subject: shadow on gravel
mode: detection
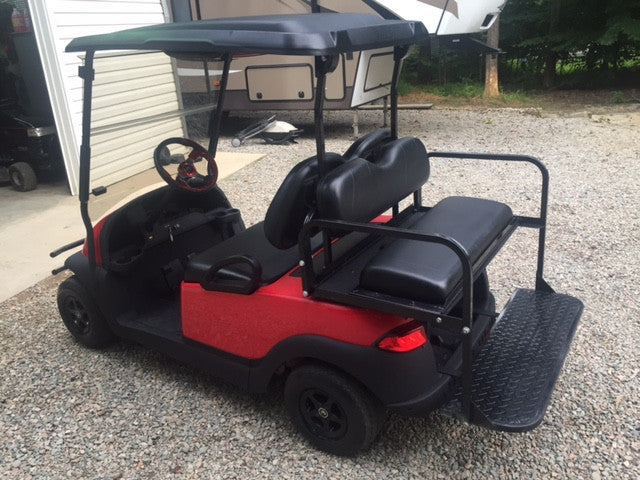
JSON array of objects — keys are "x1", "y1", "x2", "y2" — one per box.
[{"x1": 89, "y1": 339, "x2": 474, "y2": 457}]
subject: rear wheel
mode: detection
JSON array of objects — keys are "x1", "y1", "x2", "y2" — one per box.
[
  {"x1": 9, "y1": 161, "x2": 37, "y2": 191},
  {"x1": 284, "y1": 364, "x2": 385, "y2": 456},
  {"x1": 57, "y1": 276, "x2": 115, "y2": 348}
]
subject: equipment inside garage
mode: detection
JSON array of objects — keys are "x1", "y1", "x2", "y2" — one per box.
[{"x1": 0, "y1": 0, "x2": 63, "y2": 192}]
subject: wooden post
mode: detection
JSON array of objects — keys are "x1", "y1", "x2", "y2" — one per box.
[{"x1": 484, "y1": 16, "x2": 500, "y2": 98}]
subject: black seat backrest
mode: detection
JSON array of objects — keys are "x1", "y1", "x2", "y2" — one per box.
[
  {"x1": 264, "y1": 152, "x2": 346, "y2": 249},
  {"x1": 344, "y1": 128, "x2": 392, "y2": 161},
  {"x1": 316, "y1": 137, "x2": 429, "y2": 223}
]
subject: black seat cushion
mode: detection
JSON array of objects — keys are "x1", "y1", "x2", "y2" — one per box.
[
  {"x1": 184, "y1": 221, "x2": 302, "y2": 285},
  {"x1": 344, "y1": 128, "x2": 392, "y2": 160},
  {"x1": 360, "y1": 196, "x2": 513, "y2": 304},
  {"x1": 264, "y1": 152, "x2": 345, "y2": 249},
  {"x1": 317, "y1": 137, "x2": 429, "y2": 223}
]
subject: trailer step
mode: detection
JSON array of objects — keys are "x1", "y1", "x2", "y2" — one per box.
[{"x1": 451, "y1": 289, "x2": 583, "y2": 431}]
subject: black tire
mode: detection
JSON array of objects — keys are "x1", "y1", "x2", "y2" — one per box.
[
  {"x1": 284, "y1": 364, "x2": 385, "y2": 456},
  {"x1": 8, "y1": 161, "x2": 37, "y2": 192},
  {"x1": 57, "y1": 276, "x2": 115, "y2": 348}
]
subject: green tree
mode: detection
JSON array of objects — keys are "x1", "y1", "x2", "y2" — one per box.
[{"x1": 500, "y1": 0, "x2": 640, "y2": 87}]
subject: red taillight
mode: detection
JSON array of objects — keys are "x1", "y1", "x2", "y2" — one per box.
[{"x1": 377, "y1": 325, "x2": 427, "y2": 353}]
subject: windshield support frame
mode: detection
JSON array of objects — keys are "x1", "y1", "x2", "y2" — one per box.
[
  {"x1": 78, "y1": 50, "x2": 97, "y2": 268},
  {"x1": 207, "y1": 54, "x2": 232, "y2": 157}
]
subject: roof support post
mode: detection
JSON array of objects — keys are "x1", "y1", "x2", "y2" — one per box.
[
  {"x1": 207, "y1": 54, "x2": 232, "y2": 158},
  {"x1": 314, "y1": 55, "x2": 339, "y2": 177},
  {"x1": 390, "y1": 45, "x2": 410, "y2": 140},
  {"x1": 78, "y1": 51, "x2": 96, "y2": 268}
]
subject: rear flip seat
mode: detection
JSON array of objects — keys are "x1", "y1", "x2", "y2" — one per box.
[
  {"x1": 360, "y1": 196, "x2": 513, "y2": 304},
  {"x1": 317, "y1": 136, "x2": 515, "y2": 306}
]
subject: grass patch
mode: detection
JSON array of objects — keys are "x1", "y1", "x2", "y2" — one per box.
[
  {"x1": 500, "y1": 90, "x2": 530, "y2": 102},
  {"x1": 399, "y1": 80, "x2": 535, "y2": 108},
  {"x1": 610, "y1": 90, "x2": 629, "y2": 104},
  {"x1": 397, "y1": 79, "x2": 415, "y2": 97},
  {"x1": 423, "y1": 80, "x2": 484, "y2": 99}
]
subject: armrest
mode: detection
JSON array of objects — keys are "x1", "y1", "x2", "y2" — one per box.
[{"x1": 201, "y1": 255, "x2": 263, "y2": 295}]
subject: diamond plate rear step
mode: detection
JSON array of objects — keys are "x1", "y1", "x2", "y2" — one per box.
[{"x1": 452, "y1": 288, "x2": 583, "y2": 432}]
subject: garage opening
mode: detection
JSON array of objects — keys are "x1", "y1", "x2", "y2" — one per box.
[{"x1": 0, "y1": 0, "x2": 64, "y2": 192}]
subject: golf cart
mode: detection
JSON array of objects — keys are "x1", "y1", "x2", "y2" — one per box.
[{"x1": 53, "y1": 14, "x2": 583, "y2": 456}]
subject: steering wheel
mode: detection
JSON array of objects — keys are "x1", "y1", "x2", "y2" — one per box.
[{"x1": 153, "y1": 138, "x2": 218, "y2": 193}]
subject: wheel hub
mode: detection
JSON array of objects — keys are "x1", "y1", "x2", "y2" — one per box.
[
  {"x1": 65, "y1": 297, "x2": 90, "y2": 334},
  {"x1": 300, "y1": 389, "x2": 347, "y2": 440}
]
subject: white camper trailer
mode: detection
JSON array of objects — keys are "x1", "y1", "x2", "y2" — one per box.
[{"x1": 170, "y1": 0, "x2": 506, "y2": 111}]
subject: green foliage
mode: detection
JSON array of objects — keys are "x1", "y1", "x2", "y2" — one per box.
[
  {"x1": 610, "y1": 90, "x2": 628, "y2": 103},
  {"x1": 499, "y1": 0, "x2": 640, "y2": 86},
  {"x1": 500, "y1": 90, "x2": 532, "y2": 103},
  {"x1": 600, "y1": 16, "x2": 640, "y2": 45},
  {"x1": 425, "y1": 80, "x2": 484, "y2": 99},
  {"x1": 397, "y1": 79, "x2": 414, "y2": 96},
  {"x1": 401, "y1": 0, "x2": 640, "y2": 92},
  {"x1": 402, "y1": 43, "x2": 485, "y2": 87}
]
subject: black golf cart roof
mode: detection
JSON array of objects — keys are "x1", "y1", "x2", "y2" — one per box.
[
  {"x1": 68, "y1": 13, "x2": 430, "y2": 262},
  {"x1": 65, "y1": 13, "x2": 429, "y2": 57}
]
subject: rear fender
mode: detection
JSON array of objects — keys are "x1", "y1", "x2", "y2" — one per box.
[{"x1": 249, "y1": 334, "x2": 447, "y2": 410}]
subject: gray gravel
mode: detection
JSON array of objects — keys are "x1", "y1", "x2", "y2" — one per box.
[{"x1": 2, "y1": 106, "x2": 639, "y2": 479}]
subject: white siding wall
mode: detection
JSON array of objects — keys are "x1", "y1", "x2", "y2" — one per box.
[{"x1": 29, "y1": 0, "x2": 184, "y2": 193}]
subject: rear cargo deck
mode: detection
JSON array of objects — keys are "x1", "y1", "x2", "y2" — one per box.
[{"x1": 448, "y1": 289, "x2": 583, "y2": 431}]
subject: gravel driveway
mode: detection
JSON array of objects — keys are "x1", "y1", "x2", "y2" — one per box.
[{"x1": 1, "y1": 106, "x2": 639, "y2": 479}]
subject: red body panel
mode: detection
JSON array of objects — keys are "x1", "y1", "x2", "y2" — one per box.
[
  {"x1": 181, "y1": 266, "x2": 411, "y2": 359},
  {"x1": 82, "y1": 215, "x2": 109, "y2": 266}
]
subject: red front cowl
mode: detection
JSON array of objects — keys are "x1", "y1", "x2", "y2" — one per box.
[{"x1": 181, "y1": 269, "x2": 412, "y2": 360}]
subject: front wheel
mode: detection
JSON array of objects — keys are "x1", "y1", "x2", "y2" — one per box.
[
  {"x1": 57, "y1": 276, "x2": 115, "y2": 348},
  {"x1": 284, "y1": 364, "x2": 385, "y2": 456},
  {"x1": 9, "y1": 161, "x2": 37, "y2": 191}
]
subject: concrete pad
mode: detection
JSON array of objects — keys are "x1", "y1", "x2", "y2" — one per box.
[{"x1": 0, "y1": 151, "x2": 263, "y2": 303}]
